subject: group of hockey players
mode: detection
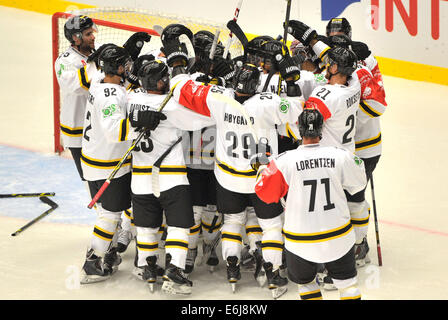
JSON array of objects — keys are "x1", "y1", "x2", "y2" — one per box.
[{"x1": 54, "y1": 13, "x2": 386, "y2": 299}]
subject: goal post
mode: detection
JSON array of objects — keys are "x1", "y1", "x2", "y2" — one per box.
[{"x1": 51, "y1": 7, "x2": 243, "y2": 154}]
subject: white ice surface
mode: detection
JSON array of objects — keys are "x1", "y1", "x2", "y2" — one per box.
[{"x1": 1, "y1": 6, "x2": 448, "y2": 301}]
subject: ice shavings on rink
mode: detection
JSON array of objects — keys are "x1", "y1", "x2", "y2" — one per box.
[{"x1": 0, "y1": 145, "x2": 95, "y2": 226}]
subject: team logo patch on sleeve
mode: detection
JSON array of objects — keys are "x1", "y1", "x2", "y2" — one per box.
[
  {"x1": 314, "y1": 73, "x2": 327, "y2": 84},
  {"x1": 279, "y1": 98, "x2": 290, "y2": 113},
  {"x1": 354, "y1": 155, "x2": 363, "y2": 166},
  {"x1": 102, "y1": 104, "x2": 118, "y2": 118}
]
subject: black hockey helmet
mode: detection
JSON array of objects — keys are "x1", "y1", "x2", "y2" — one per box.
[
  {"x1": 245, "y1": 35, "x2": 274, "y2": 66},
  {"x1": 193, "y1": 30, "x2": 215, "y2": 55},
  {"x1": 64, "y1": 15, "x2": 97, "y2": 44},
  {"x1": 138, "y1": 59, "x2": 170, "y2": 93},
  {"x1": 298, "y1": 108, "x2": 324, "y2": 139},
  {"x1": 127, "y1": 54, "x2": 156, "y2": 85},
  {"x1": 326, "y1": 18, "x2": 352, "y2": 39},
  {"x1": 260, "y1": 40, "x2": 286, "y2": 67},
  {"x1": 327, "y1": 46, "x2": 357, "y2": 76},
  {"x1": 232, "y1": 63, "x2": 260, "y2": 95},
  {"x1": 204, "y1": 42, "x2": 230, "y2": 60},
  {"x1": 328, "y1": 34, "x2": 352, "y2": 49},
  {"x1": 99, "y1": 45, "x2": 132, "y2": 76}
]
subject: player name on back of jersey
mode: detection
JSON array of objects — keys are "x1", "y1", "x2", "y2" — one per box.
[
  {"x1": 224, "y1": 112, "x2": 255, "y2": 125},
  {"x1": 296, "y1": 157, "x2": 336, "y2": 171},
  {"x1": 129, "y1": 103, "x2": 153, "y2": 112},
  {"x1": 346, "y1": 91, "x2": 361, "y2": 108}
]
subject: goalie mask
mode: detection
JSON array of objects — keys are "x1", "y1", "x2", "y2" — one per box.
[
  {"x1": 99, "y1": 45, "x2": 132, "y2": 78},
  {"x1": 298, "y1": 108, "x2": 324, "y2": 139},
  {"x1": 232, "y1": 63, "x2": 260, "y2": 95},
  {"x1": 138, "y1": 60, "x2": 170, "y2": 93},
  {"x1": 64, "y1": 15, "x2": 97, "y2": 45}
]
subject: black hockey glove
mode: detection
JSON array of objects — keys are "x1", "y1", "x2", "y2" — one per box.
[
  {"x1": 123, "y1": 32, "x2": 151, "y2": 61},
  {"x1": 249, "y1": 138, "x2": 272, "y2": 171},
  {"x1": 351, "y1": 41, "x2": 371, "y2": 61},
  {"x1": 212, "y1": 56, "x2": 235, "y2": 82},
  {"x1": 129, "y1": 110, "x2": 167, "y2": 131},
  {"x1": 286, "y1": 20, "x2": 318, "y2": 47},
  {"x1": 160, "y1": 24, "x2": 194, "y2": 47},
  {"x1": 87, "y1": 43, "x2": 115, "y2": 69},
  {"x1": 161, "y1": 40, "x2": 189, "y2": 67},
  {"x1": 277, "y1": 55, "x2": 302, "y2": 81},
  {"x1": 127, "y1": 54, "x2": 155, "y2": 86}
]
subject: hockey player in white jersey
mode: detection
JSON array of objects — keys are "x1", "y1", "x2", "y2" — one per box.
[
  {"x1": 55, "y1": 15, "x2": 98, "y2": 179},
  {"x1": 79, "y1": 45, "x2": 164, "y2": 284},
  {"x1": 127, "y1": 59, "x2": 215, "y2": 295},
  {"x1": 163, "y1": 32, "x2": 305, "y2": 297},
  {"x1": 255, "y1": 108, "x2": 367, "y2": 300}
]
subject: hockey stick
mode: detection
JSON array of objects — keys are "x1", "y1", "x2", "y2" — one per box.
[
  {"x1": 368, "y1": 171, "x2": 383, "y2": 266},
  {"x1": 11, "y1": 196, "x2": 58, "y2": 236},
  {"x1": 87, "y1": 84, "x2": 177, "y2": 209},
  {"x1": 223, "y1": 0, "x2": 244, "y2": 58},
  {"x1": 226, "y1": 19, "x2": 249, "y2": 48},
  {"x1": 0, "y1": 192, "x2": 55, "y2": 198},
  {"x1": 151, "y1": 136, "x2": 183, "y2": 198},
  {"x1": 277, "y1": 0, "x2": 292, "y2": 95}
]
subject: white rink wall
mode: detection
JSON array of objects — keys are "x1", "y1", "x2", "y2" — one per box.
[{"x1": 79, "y1": 0, "x2": 448, "y2": 68}]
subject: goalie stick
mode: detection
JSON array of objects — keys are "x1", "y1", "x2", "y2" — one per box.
[
  {"x1": 87, "y1": 83, "x2": 178, "y2": 209},
  {"x1": 11, "y1": 196, "x2": 58, "y2": 236}
]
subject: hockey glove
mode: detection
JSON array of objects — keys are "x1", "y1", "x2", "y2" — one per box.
[
  {"x1": 123, "y1": 32, "x2": 151, "y2": 61},
  {"x1": 87, "y1": 43, "x2": 116, "y2": 69},
  {"x1": 160, "y1": 24, "x2": 194, "y2": 47},
  {"x1": 161, "y1": 40, "x2": 189, "y2": 67},
  {"x1": 351, "y1": 41, "x2": 371, "y2": 61},
  {"x1": 249, "y1": 138, "x2": 272, "y2": 171},
  {"x1": 212, "y1": 56, "x2": 235, "y2": 82},
  {"x1": 127, "y1": 54, "x2": 155, "y2": 86},
  {"x1": 286, "y1": 20, "x2": 318, "y2": 47},
  {"x1": 278, "y1": 55, "x2": 302, "y2": 81},
  {"x1": 129, "y1": 110, "x2": 167, "y2": 131}
]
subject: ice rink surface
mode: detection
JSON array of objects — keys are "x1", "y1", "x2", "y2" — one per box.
[{"x1": 1, "y1": 6, "x2": 448, "y2": 302}]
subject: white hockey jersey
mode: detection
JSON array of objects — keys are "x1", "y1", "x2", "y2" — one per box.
[
  {"x1": 127, "y1": 88, "x2": 214, "y2": 195},
  {"x1": 255, "y1": 144, "x2": 367, "y2": 263},
  {"x1": 81, "y1": 81, "x2": 139, "y2": 181},
  {"x1": 55, "y1": 46, "x2": 99, "y2": 148},
  {"x1": 172, "y1": 74, "x2": 304, "y2": 194},
  {"x1": 305, "y1": 73, "x2": 361, "y2": 153}
]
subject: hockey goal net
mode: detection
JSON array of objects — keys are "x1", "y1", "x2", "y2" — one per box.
[{"x1": 52, "y1": 7, "x2": 243, "y2": 153}]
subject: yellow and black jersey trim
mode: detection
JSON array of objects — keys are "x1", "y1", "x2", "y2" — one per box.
[
  {"x1": 355, "y1": 132, "x2": 381, "y2": 151},
  {"x1": 300, "y1": 289, "x2": 323, "y2": 300},
  {"x1": 164, "y1": 239, "x2": 188, "y2": 250},
  {"x1": 123, "y1": 209, "x2": 134, "y2": 226},
  {"x1": 118, "y1": 118, "x2": 130, "y2": 142},
  {"x1": 216, "y1": 158, "x2": 256, "y2": 178},
  {"x1": 189, "y1": 149, "x2": 215, "y2": 161},
  {"x1": 136, "y1": 241, "x2": 158, "y2": 252},
  {"x1": 261, "y1": 240, "x2": 284, "y2": 251},
  {"x1": 283, "y1": 221, "x2": 353, "y2": 243},
  {"x1": 60, "y1": 124, "x2": 83, "y2": 137},
  {"x1": 78, "y1": 65, "x2": 91, "y2": 90},
  {"x1": 202, "y1": 221, "x2": 221, "y2": 233},
  {"x1": 245, "y1": 225, "x2": 262, "y2": 236},
  {"x1": 81, "y1": 152, "x2": 131, "y2": 169},
  {"x1": 221, "y1": 231, "x2": 243, "y2": 244},
  {"x1": 132, "y1": 165, "x2": 187, "y2": 175},
  {"x1": 93, "y1": 225, "x2": 114, "y2": 241},
  {"x1": 189, "y1": 224, "x2": 201, "y2": 236},
  {"x1": 285, "y1": 122, "x2": 299, "y2": 141},
  {"x1": 351, "y1": 212, "x2": 370, "y2": 228},
  {"x1": 359, "y1": 101, "x2": 383, "y2": 118}
]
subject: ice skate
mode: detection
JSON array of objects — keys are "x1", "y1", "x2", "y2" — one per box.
[
  {"x1": 184, "y1": 247, "x2": 198, "y2": 274},
  {"x1": 80, "y1": 249, "x2": 112, "y2": 284},
  {"x1": 253, "y1": 242, "x2": 266, "y2": 287},
  {"x1": 205, "y1": 245, "x2": 219, "y2": 272},
  {"x1": 103, "y1": 246, "x2": 121, "y2": 274},
  {"x1": 199, "y1": 232, "x2": 220, "y2": 268},
  {"x1": 354, "y1": 237, "x2": 371, "y2": 267},
  {"x1": 162, "y1": 263, "x2": 193, "y2": 295},
  {"x1": 240, "y1": 244, "x2": 255, "y2": 272},
  {"x1": 263, "y1": 262, "x2": 288, "y2": 299},
  {"x1": 226, "y1": 256, "x2": 241, "y2": 293}
]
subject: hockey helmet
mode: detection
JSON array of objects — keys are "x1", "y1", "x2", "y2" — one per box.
[
  {"x1": 298, "y1": 108, "x2": 324, "y2": 139},
  {"x1": 99, "y1": 45, "x2": 132, "y2": 76},
  {"x1": 327, "y1": 46, "x2": 358, "y2": 76},
  {"x1": 245, "y1": 35, "x2": 274, "y2": 66},
  {"x1": 193, "y1": 30, "x2": 215, "y2": 55},
  {"x1": 64, "y1": 15, "x2": 97, "y2": 44},
  {"x1": 232, "y1": 63, "x2": 260, "y2": 95},
  {"x1": 138, "y1": 60, "x2": 170, "y2": 93},
  {"x1": 326, "y1": 18, "x2": 352, "y2": 39}
]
